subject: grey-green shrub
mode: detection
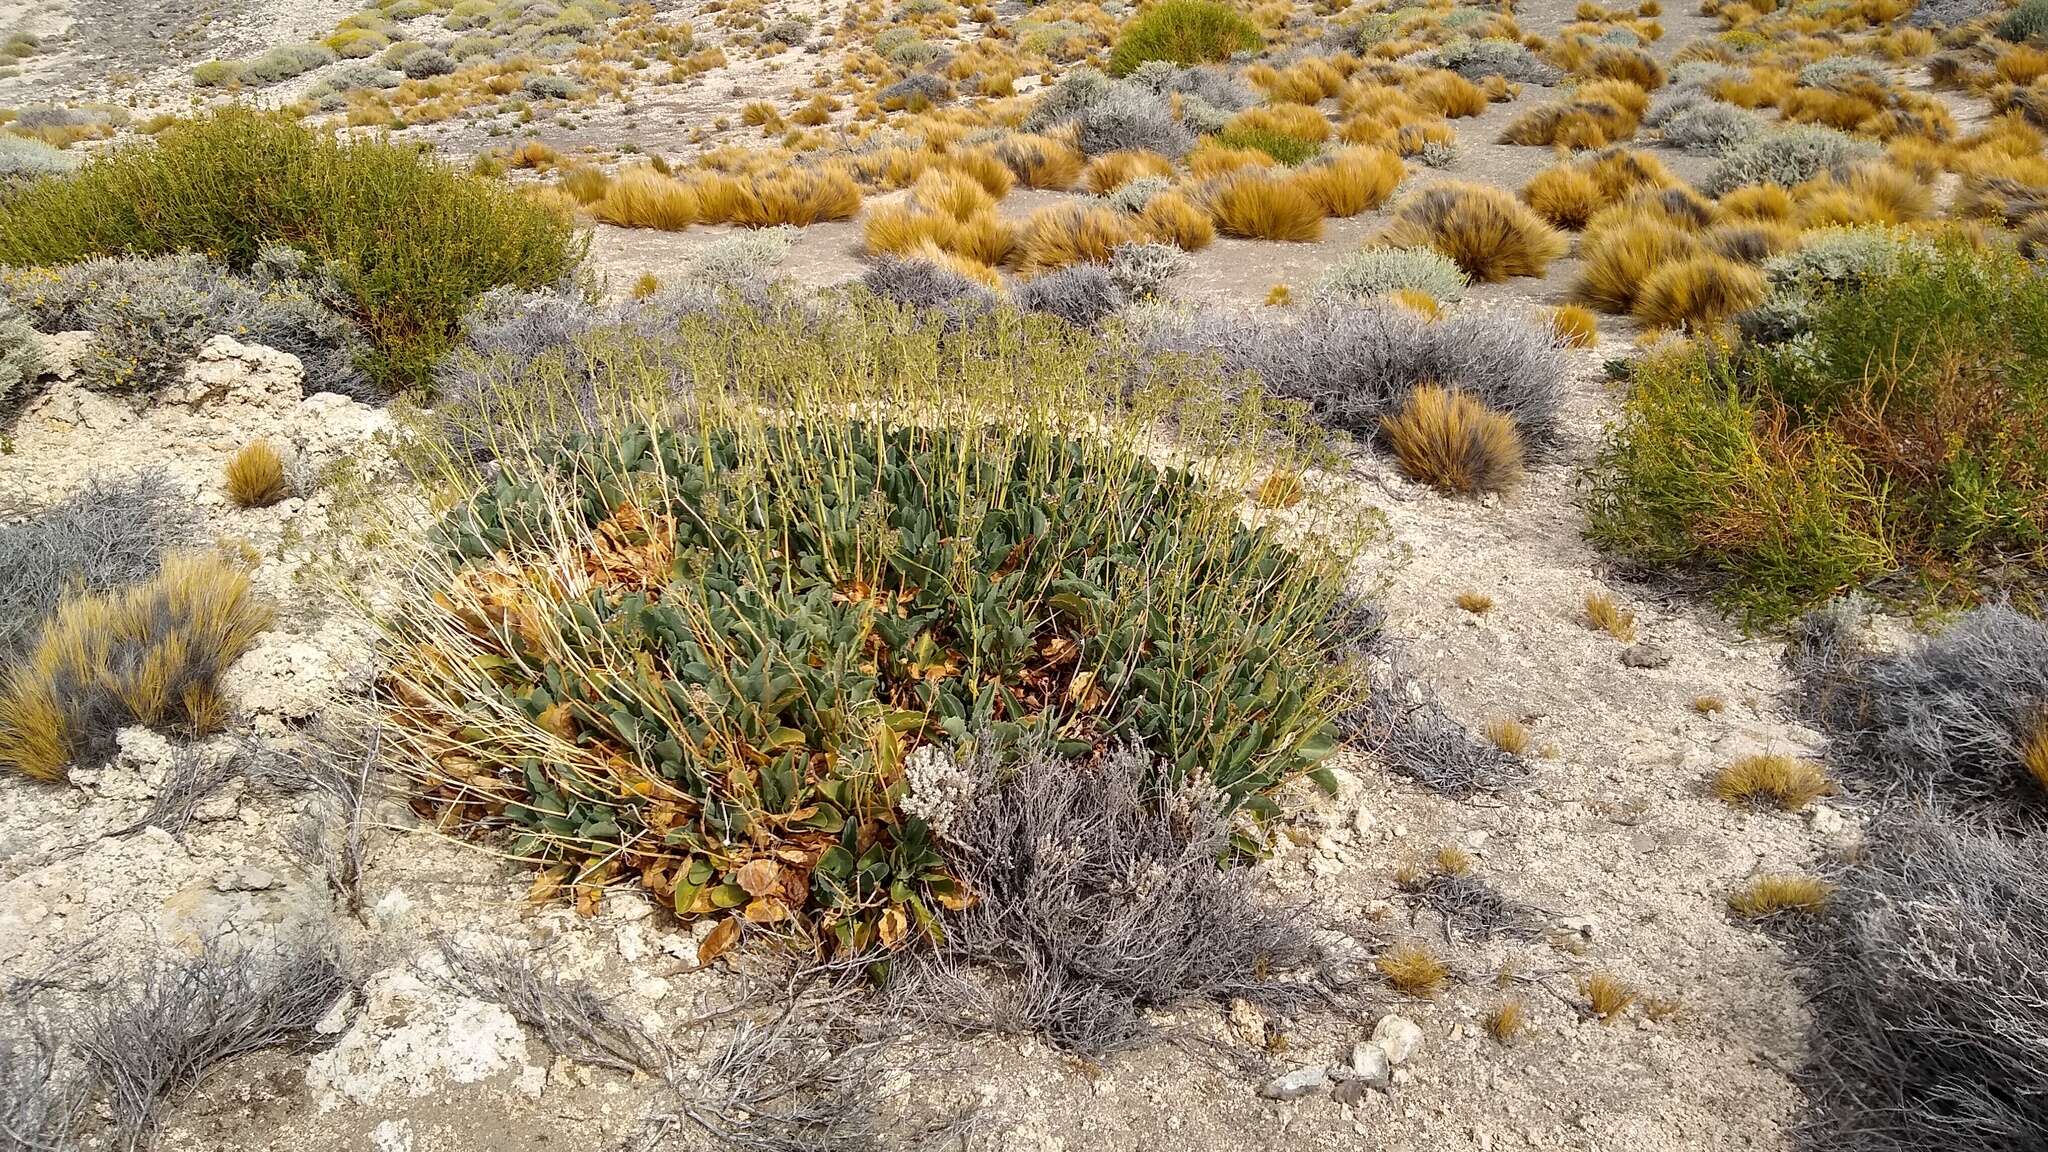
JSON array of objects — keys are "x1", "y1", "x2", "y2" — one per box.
[
  {"x1": 0, "y1": 134, "x2": 80, "y2": 187},
  {"x1": 1707, "y1": 125, "x2": 1882, "y2": 193},
  {"x1": 0, "y1": 299, "x2": 41, "y2": 413},
  {"x1": 242, "y1": 43, "x2": 335, "y2": 84},
  {"x1": 1107, "y1": 241, "x2": 1190, "y2": 300},
  {"x1": 1314, "y1": 247, "x2": 1470, "y2": 304}
]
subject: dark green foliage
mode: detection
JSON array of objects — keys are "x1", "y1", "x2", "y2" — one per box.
[
  {"x1": 1997, "y1": 0, "x2": 2048, "y2": 41},
  {"x1": 0, "y1": 108, "x2": 580, "y2": 394},
  {"x1": 1108, "y1": 0, "x2": 1264, "y2": 76}
]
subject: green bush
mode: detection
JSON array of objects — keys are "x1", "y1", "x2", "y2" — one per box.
[
  {"x1": 381, "y1": 295, "x2": 1367, "y2": 953},
  {"x1": 1214, "y1": 126, "x2": 1321, "y2": 164},
  {"x1": 1998, "y1": 0, "x2": 2048, "y2": 42},
  {"x1": 0, "y1": 109, "x2": 579, "y2": 394},
  {"x1": 1108, "y1": 0, "x2": 1263, "y2": 76},
  {"x1": 1587, "y1": 237, "x2": 2048, "y2": 622}
]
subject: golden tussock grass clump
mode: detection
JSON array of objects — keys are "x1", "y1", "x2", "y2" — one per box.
[
  {"x1": 1187, "y1": 141, "x2": 1277, "y2": 179},
  {"x1": 862, "y1": 201, "x2": 955, "y2": 256},
  {"x1": 1136, "y1": 190, "x2": 1217, "y2": 250},
  {"x1": 1500, "y1": 95, "x2": 1636, "y2": 149},
  {"x1": 1377, "y1": 940, "x2": 1450, "y2": 995},
  {"x1": 1795, "y1": 163, "x2": 1934, "y2": 226},
  {"x1": 1728, "y1": 873, "x2": 1834, "y2": 919},
  {"x1": 1264, "y1": 283, "x2": 1292, "y2": 306},
  {"x1": 224, "y1": 440, "x2": 289, "y2": 508},
  {"x1": 1704, "y1": 219, "x2": 1801, "y2": 262},
  {"x1": 1693, "y1": 693, "x2": 1726, "y2": 714},
  {"x1": 1379, "y1": 181, "x2": 1568, "y2": 281},
  {"x1": 722, "y1": 167, "x2": 863, "y2": 227},
  {"x1": 1206, "y1": 169, "x2": 1326, "y2": 242},
  {"x1": 0, "y1": 553, "x2": 274, "y2": 782},
  {"x1": 903, "y1": 241, "x2": 1005, "y2": 289},
  {"x1": 1454, "y1": 590, "x2": 1495, "y2": 614},
  {"x1": 1582, "y1": 591, "x2": 1636, "y2": 640},
  {"x1": 1714, "y1": 754, "x2": 1831, "y2": 810},
  {"x1": 1483, "y1": 716, "x2": 1532, "y2": 755},
  {"x1": 1393, "y1": 119, "x2": 1458, "y2": 157},
  {"x1": 909, "y1": 168, "x2": 996, "y2": 220},
  {"x1": 1583, "y1": 147, "x2": 1678, "y2": 199},
  {"x1": 1485, "y1": 999, "x2": 1526, "y2": 1043},
  {"x1": 1409, "y1": 69, "x2": 1489, "y2": 117},
  {"x1": 1574, "y1": 212, "x2": 1702, "y2": 312},
  {"x1": 1631, "y1": 253, "x2": 1768, "y2": 329},
  {"x1": 1082, "y1": 149, "x2": 1175, "y2": 195},
  {"x1": 630, "y1": 272, "x2": 661, "y2": 300},
  {"x1": 1586, "y1": 44, "x2": 1666, "y2": 89},
  {"x1": 1580, "y1": 972, "x2": 1637, "y2": 1022},
  {"x1": 1434, "y1": 843, "x2": 1474, "y2": 874},
  {"x1": 992, "y1": 133, "x2": 1083, "y2": 190},
  {"x1": 1551, "y1": 304, "x2": 1600, "y2": 347},
  {"x1": 1382, "y1": 384, "x2": 1526, "y2": 494},
  {"x1": 561, "y1": 161, "x2": 614, "y2": 203},
  {"x1": 507, "y1": 139, "x2": 559, "y2": 169},
  {"x1": 1779, "y1": 87, "x2": 1883, "y2": 132},
  {"x1": 1710, "y1": 66, "x2": 1795, "y2": 109},
  {"x1": 1226, "y1": 101, "x2": 1333, "y2": 144},
  {"x1": 1288, "y1": 146, "x2": 1405, "y2": 216},
  {"x1": 946, "y1": 147, "x2": 1017, "y2": 199},
  {"x1": 1482, "y1": 74, "x2": 1519, "y2": 101},
  {"x1": 589, "y1": 168, "x2": 702, "y2": 229},
  {"x1": 1521, "y1": 164, "x2": 1605, "y2": 229},
  {"x1": 1012, "y1": 203, "x2": 1143, "y2": 273},
  {"x1": 944, "y1": 212, "x2": 1019, "y2": 266},
  {"x1": 1717, "y1": 182, "x2": 1796, "y2": 221}
]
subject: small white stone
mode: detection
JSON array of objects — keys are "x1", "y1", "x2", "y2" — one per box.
[{"x1": 1371, "y1": 1016, "x2": 1424, "y2": 1066}]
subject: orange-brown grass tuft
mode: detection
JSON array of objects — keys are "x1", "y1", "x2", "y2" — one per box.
[
  {"x1": 1265, "y1": 283, "x2": 1292, "y2": 306},
  {"x1": 590, "y1": 167, "x2": 699, "y2": 229},
  {"x1": 1137, "y1": 190, "x2": 1217, "y2": 250},
  {"x1": 630, "y1": 272, "x2": 661, "y2": 300},
  {"x1": 1378, "y1": 941, "x2": 1451, "y2": 995},
  {"x1": 0, "y1": 553, "x2": 273, "y2": 781},
  {"x1": 1082, "y1": 149, "x2": 1175, "y2": 195},
  {"x1": 1225, "y1": 101, "x2": 1333, "y2": 145},
  {"x1": 1729, "y1": 873, "x2": 1834, "y2": 919},
  {"x1": 1483, "y1": 716, "x2": 1532, "y2": 755},
  {"x1": 1382, "y1": 385, "x2": 1526, "y2": 494},
  {"x1": 1630, "y1": 253, "x2": 1767, "y2": 329},
  {"x1": 1582, "y1": 591, "x2": 1636, "y2": 640},
  {"x1": 1586, "y1": 45, "x2": 1666, "y2": 89},
  {"x1": 1013, "y1": 203, "x2": 1143, "y2": 273},
  {"x1": 1714, "y1": 754, "x2": 1831, "y2": 810},
  {"x1": 909, "y1": 168, "x2": 997, "y2": 220},
  {"x1": 1521, "y1": 164, "x2": 1605, "y2": 229},
  {"x1": 1704, "y1": 220, "x2": 1801, "y2": 262},
  {"x1": 1410, "y1": 69, "x2": 1490, "y2": 117},
  {"x1": 2026, "y1": 713, "x2": 2048, "y2": 793},
  {"x1": 224, "y1": 440, "x2": 289, "y2": 508},
  {"x1": 1486, "y1": 998, "x2": 1526, "y2": 1043},
  {"x1": 1455, "y1": 591, "x2": 1496, "y2": 614},
  {"x1": 1435, "y1": 844, "x2": 1475, "y2": 874},
  {"x1": 725, "y1": 167, "x2": 863, "y2": 227},
  {"x1": 993, "y1": 133, "x2": 1083, "y2": 190},
  {"x1": 1575, "y1": 213, "x2": 1701, "y2": 312},
  {"x1": 1693, "y1": 694, "x2": 1726, "y2": 714},
  {"x1": 1188, "y1": 141, "x2": 1277, "y2": 179},
  {"x1": 1288, "y1": 147, "x2": 1405, "y2": 217},
  {"x1": 1551, "y1": 304, "x2": 1600, "y2": 347},
  {"x1": 1580, "y1": 972, "x2": 1637, "y2": 1022},
  {"x1": 1206, "y1": 170, "x2": 1326, "y2": 242},
  {"x1": 1717, "y1": 182, "x2": 1796, "y2": 221},
  {"x1": 1379, "y1": 181, "x2": 1568, "y2": 281}
]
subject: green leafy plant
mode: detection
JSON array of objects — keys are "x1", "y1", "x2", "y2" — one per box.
[
  {"x1": 373, "y1": 296, "x2": 1369, "y2": 957},
  {"x1": 1586, "y1": 236, "x2": 2048, "y2": 622},
  {"x1": 1109, "y1": 0, "x2": 1263, "y2": 76},
  {"x1": 0, "y1": 108, "x2": 579, "y2": 394}
]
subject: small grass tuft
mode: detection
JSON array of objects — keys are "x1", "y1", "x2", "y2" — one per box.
[
  {"x1": 1482, "y1": 717, "x2": 1531, "y2": 756},
  {"x1": 1580, "y1": 972, "x2": 1637, "y2": 1022},
  {"x1": 1485, "y1": 998, "x2": 1526, "y2": 1042},
  {"x1": 1582, "y1": 591, "x2": 1637, "y2": 641},
  {"x1": 223, "y1": 441, "x2": 289, "y2": 509},
  {"x1": 1693, "y1": 694, "x2": 1726, "y2": 715},
  {"x1": 1454, "y1": 591, "x2": 1495, "y2": 614},
  {"x1": 1377, "y1": 941, "x2": 1451, "y2": 995},
  {"x1": 1551, "y1": 304, "x2": 1599, "y2": 347},
  {"x1": 1713, "y1": 754, "x2": 1831, "y2": 810},
  {"x1": 1728, "y1": 872, "x2": 1834, "y2": 919},
  {"x1": 2026, "y1": 713, "x2": 2048, "y2": 794},
  {"x1": 1379, "y1": 181, "x2": 1568, "y2": 281}
]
